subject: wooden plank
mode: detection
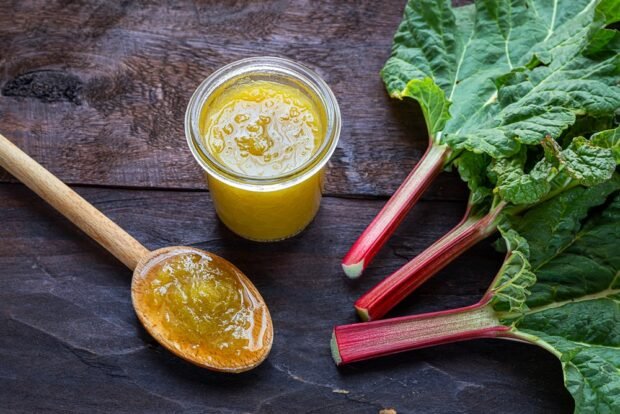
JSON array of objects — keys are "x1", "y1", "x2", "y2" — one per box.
[
  {"x1": 0, "y1": 0, "x2": 468, "y2": 199},
  {"x1": 0, "y1": 183, "x2": 573, "y2": 413}
]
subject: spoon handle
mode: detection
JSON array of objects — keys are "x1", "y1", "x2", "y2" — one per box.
[{"x1": 0, "y1": 133, "x2": 150, "y2": 270}]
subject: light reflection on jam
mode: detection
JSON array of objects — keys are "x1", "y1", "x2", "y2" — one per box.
[
  {"x1": 136, "y1": 250, "x2": 269, "y2": 367},
  {"x1": 202, "y1": 80, "x2": 324, "y2": 177}
]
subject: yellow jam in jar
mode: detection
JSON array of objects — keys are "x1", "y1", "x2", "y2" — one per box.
[
  {"x1": 187, "y1": 58, "x2": 340, "y2": 242},
  {"x1": 199, "y1": 78, "x2": 328, "y2": 241},
  {"x1": 203, "y1": 81, "x2": 324, "y2": 178},
  {"x1": 134, "y1": 249, "x2": 270, "y2": 371}
]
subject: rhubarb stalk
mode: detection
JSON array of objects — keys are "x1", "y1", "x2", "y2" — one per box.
[
  {"x1": 342, "y1": 142, "x2": 449, "y2": 278},
  {"x1": 332, "y1": 186, "x2": 620, "y2": 413},
  {"x1": 354, "y1": 202, "x2": 505, "y2": 321},
  {"x1": 332, "y1": 299, "x2": 510, "y2": 365}
]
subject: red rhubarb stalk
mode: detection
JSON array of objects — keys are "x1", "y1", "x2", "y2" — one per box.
[
  {"x1": 332, "y1": 299, "x2": 510, "y2": 365},
  {"x1": 342, "y1": 143, "x2": 450, "y2": 279},
  {"x1": 355, "y1": 202, "x2": 505, "y2": 321}
]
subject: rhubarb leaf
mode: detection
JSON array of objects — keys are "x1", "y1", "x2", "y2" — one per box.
[
  {"x1": 478, "y1": 183, "x2": 620, "y2": 412},
  {"x1": 445, "y1": 28, "x2": 620, "y2": 155},
  {"x1": 489, "y1": 227, "x2": 535, "y2": 313},
  {"x1": 454, "y1": 151, "x2": 493, "y2": 205},
  {"x1": 401, "y1": 78, "x2": 451, "y2": 136},
  {"x1": 343, "y1": 0, "x2": 620, "y2": 279},
  {"x1": 524, "y1": 315, "x2": 620, "y2": 414},
  {"x1": 505, "y1": 176, "x2": 620, "y2": 288},
  {"x1": 560, "y1": 137, "x2": 617, "y2": 186},
  {"x1": 335, "y1": 186, "x2": 620, "y2": 413},
  {"x1": 598, "y1": 0, "x2": 620, "y2": 23},
  {"x1": 503, "y1": 192, "x2": 620, "y2": 413},
  {"x1": 383, "y1": 0, "x2": 545, "y2": 157},
  {"x1": 491, "y1": 132, "x2": 617, "y2": 206},
  {"x1": 491, "y1": 148, "x2": 552, "y2": 205},
  {"x1": 591, "y1": 127, "x2": 620, "y2": 164},
  {"x1": 382, "y1": 0, "x2": 620, "y2": 159},
  {"x1": 488, "y1": 181, "x2": 619, "y2": 314}
]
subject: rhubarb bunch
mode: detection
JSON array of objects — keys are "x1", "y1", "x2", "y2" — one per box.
[
  {"x1": 342, "y1": 0, "x2": 620, "y2": 278},
  {"x1": 333, "y1": 178, "x2": 620, "y2": 413},
  {"x1": 357, "y1": 127, "x2": 620, "y2": 320}
]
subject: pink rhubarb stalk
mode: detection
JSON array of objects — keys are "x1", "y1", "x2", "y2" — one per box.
[
  {"x1": 332, "y1": 299, "x2": 511, "y2": 366},
  {"x1": 342, "y1": 143, "x2": 450, "y2": 279},
  {"x1": 355, "y1": 203, "x2": 506, "y2": 321}
]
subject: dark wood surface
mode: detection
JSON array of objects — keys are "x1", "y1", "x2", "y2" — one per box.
[{"x1": 0, "y1": 1, "x2": 573, "y2": 413}]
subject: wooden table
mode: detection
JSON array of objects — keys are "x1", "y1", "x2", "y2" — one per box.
[{"x1": 0, "y1": 1, "x2": 574, "y2": 412}]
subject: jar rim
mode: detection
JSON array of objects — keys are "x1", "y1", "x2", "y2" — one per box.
[{"x1": 185, "y1": 56, "x2": 341, "y2": 190}]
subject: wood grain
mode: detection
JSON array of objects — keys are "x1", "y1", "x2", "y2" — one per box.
[
  {"x1": 0, "y1": 1, "x2": 577, "y2": 412},
  {"x1": 0, "y1": 183, "x2": 574, "y2": 413},
  {"x1": 0, "y1": 0, "x2": 468, "y2": 199},
  {"x1": 0, "y1": 133, "x2": 149, "y2": 269}
]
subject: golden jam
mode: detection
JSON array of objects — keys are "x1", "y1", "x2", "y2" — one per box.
[
  {"x1": 135, "y1": 250, "x2": 269, "y2": 369},
  {"x1": 199, "y1": 78, "x2": 328, "y2": 241},
  {"x1": 202, "y1": 80, "x2": 324, "y2": 177}
]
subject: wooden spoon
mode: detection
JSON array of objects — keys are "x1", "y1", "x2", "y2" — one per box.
[{"x1": 0, "y1": 133, "x2": 273, "y2": 373}]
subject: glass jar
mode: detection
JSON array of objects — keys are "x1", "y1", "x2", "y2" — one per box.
[{"x1": 185, "y1": 57, "x2": 341, "y2": 241}]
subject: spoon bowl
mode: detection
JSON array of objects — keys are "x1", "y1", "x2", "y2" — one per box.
[
  {"x1": 132, "y1": 246, "x2": 273, "y2": 373},
  {"x1": 0, "y1": 133, "x2": 273, "y2": 372}
]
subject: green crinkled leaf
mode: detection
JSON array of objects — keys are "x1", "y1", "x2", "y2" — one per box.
[
  {"x1": 401, "y1": 78, "x2": 451, "y2": 136},
  {"x1": 507, "y1": 176, "x2": 620, "y2": 282},
  {"x1": 382, "y1": 0, "x2": 472, "y2": 97},
  {"x1": 491, "y1": 148, "x2": 552, "y2": 205},
  {"x1": 518, "y1": 301, "x2": 620, "y2": 414},
  {"x1": 382, "y1": 4, "x2": 620, "y2": 407},
  {"x1": 382, "y1": 0, "x2": 548, "y2": 157},
  {"x1": 562, "y1": 137, "x2": 616, "y2": 186},
  {"x1": 489, "y1": 43, "x2": 620, "y2": 147},
  {"x1": 454, "y1": 151, "x2": 493, "y2": 206},
  {"x1": 491, "y1": 132, "x2": 617, "y2": 206},
  {"x1": 597, "y1": 0, "x2": 620, "y2": 24},
  {"x1": 443, "y1": 127, "x2": 520, "y2": 158},
  {"x1": 490, "y1": 226, "x2": 536, "y2": 313},
  {"x1": 557, "y1": 116, "x2": 617, "y2": 148},
  {"x1": 591, "y1": 127, "x2": 620, "y2": 164},
  {"x1": 382, "y1": 0, "x2": 620, "y2": 159},
  {"x1": 492, "y1": 186, "x2": 620, "y2": 413}
]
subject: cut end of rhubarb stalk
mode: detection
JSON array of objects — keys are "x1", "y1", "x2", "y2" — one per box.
[
  {"x1": 340, "y1": 144, "x2": 450, "y2": 280},
  {"x1": 330, "y1": 331, "x2": 342, "y2": 366},
  {"x1": 355, "y1": 305, "x2": 371, "y2": 322},
  {"x1": 352, "y1": 206, "x2": 504, "y2": 320},
  {"x1": 342, "y1": 260, "x2": 364, "y2": 279}
]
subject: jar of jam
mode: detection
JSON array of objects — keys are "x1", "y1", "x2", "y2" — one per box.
[{"x1": 185, "y1": 57, "x2": 341, "y2": 241}]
